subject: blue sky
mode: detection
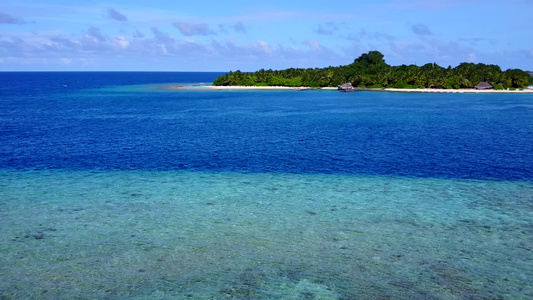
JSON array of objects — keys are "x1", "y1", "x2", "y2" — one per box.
[{"x1": 1, "y1": 0, "x2": 532, "y2": 71}]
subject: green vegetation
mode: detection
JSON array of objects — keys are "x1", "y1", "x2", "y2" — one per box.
[{"x1": 213, "y1": 51, "x2": 533, "y2": 89}]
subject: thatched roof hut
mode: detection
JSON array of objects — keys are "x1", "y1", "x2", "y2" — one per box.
[
  {"x1": 475, "y1": 82, "x2": 493, "y2": 90},
  {"x1": 338, "y1": 83, "x2": 355, "y2": 92}
]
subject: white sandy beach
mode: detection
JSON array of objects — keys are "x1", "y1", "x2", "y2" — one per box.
[
  {"x1": 220, "y1": 86, "x2": 533, "y2": 93},
  {"x1": 383, "y1": 88, "x2": 533, "y2": 93},
  {"x1": 168, "y1": 85, "x2": 533, "y2": 93}
]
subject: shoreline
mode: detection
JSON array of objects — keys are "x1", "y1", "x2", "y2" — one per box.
[
  {"x1": 382, "y1": 88, "x2": 533, "y2": 94},
  {"x1": 168, "y1": 85, "x2": 533, "y2": 93}
]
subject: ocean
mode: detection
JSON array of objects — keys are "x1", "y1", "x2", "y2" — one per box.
[{"x1": 1, "y1": 72, "x2": 532, "y2": 299}]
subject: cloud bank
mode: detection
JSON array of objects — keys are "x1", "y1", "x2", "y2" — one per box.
[{"x1": 1, "y1": 1, "x2": 531, "y2": 71}]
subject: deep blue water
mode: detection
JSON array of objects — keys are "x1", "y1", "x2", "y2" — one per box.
[{"x1": 1, "y1": 72, "x2": 532, "y2": 180}]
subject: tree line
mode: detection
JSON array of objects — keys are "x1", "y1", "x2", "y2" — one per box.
[{"x1": 213, "y1": 51, "x2": 532, "y2": 89}]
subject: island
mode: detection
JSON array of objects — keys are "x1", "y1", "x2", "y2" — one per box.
[{"x1": 212, "y1": 51, "x2": 533, "y2": 92}]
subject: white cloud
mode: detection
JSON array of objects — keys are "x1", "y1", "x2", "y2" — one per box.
[
  {"x1": 114, "y1": 36, "x2": 129, "y2": 49},
  {"x1": 253, "y1": 40, "x2": 273, "y2": 54}
]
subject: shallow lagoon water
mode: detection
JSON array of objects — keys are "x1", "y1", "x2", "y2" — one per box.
[
  {"x1": 1, "y1": 171, "x2": 532, "y2": 299},
  {"x1": 1, "y1": 72, "x2": 532, "y2": 299}
]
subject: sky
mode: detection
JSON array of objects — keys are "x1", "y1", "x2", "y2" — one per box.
[{"x1": 1, "y1": 0, "x2": 532, "y2": 71}]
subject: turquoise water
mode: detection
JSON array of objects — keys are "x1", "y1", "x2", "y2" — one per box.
[
  {"x1": 1, "y1": 170, "x2": 531, "y2": 299},
  {"x1": 1, "y1": 72, "x2": 532, "y2": 299}
]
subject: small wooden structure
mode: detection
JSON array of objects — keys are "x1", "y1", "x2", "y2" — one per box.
[
  {"x1": 338, "y1": 83, "x2": 356, "y2": 92},
  {"x1": 475, "y1": 82, "x2": 493, "y2": 90}
]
